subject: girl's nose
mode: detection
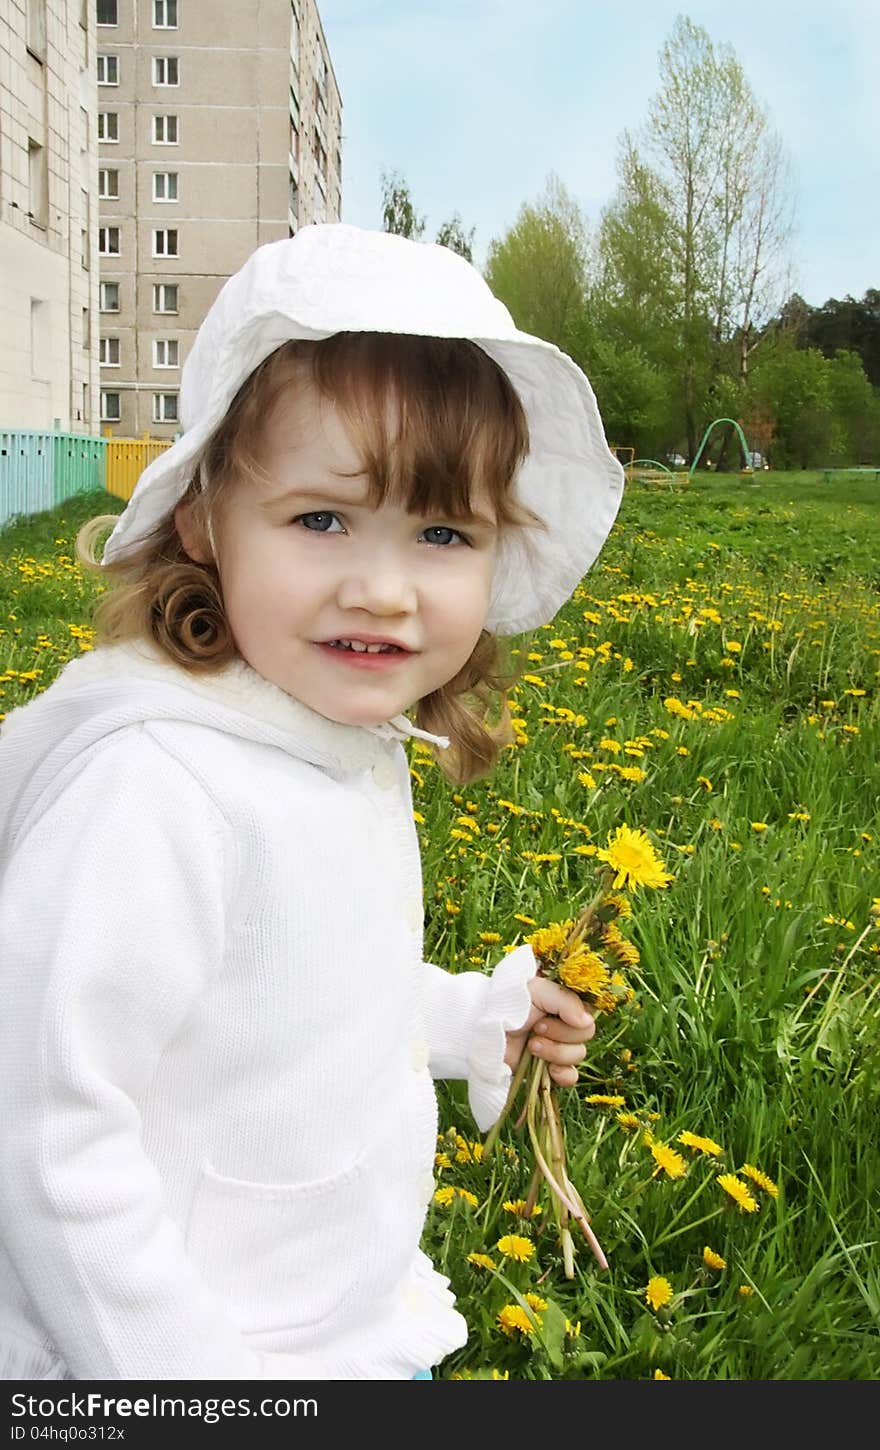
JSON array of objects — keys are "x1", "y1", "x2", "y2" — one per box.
[{"x1": 335, "y1": 554, "x2": 418, "y2": 617}]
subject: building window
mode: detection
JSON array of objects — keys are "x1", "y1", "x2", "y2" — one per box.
[
  {"x1": 82, "y1": 307, "x2": 90, "y2": 349},
  {"x1": 98, "y1": 112, "x2": 119, "y2": 143},
  {"x1": 153, "y1": 171, "x2": 178, "y2": 202},
  {"x1": 154, "y1": 0, "x2": 178, "y2": 28},
  {"x1": 27, "y1": 0, "x2": 47, "y2": 62},
  {"x1": 30, "y1": 298, "x2": 49, "y2": 380},
  {"x1": 98, "y1": 226, "x2": 120, "y2": 255},
  {"x1": 99, "y1": 337, "x2": 120, "y2": 366},
  {"x1": 153, "y1": 228, "x2": 178, "y2": 258},
  {"x1": 28, "y1": 139, "x2": 48, "y2": 228},
  {"x1": 153, "y1": 56, "x2": 179, "y2": 85},
  {"x1": 152, "y1": 115, "x2": 179, "y2": 144},
  {"x1": 153, "y1": 338, "x2": 179, "y2": 368},
  {"x1": 100, "y1": 390, "x2": 121, "y2": 422},
  {"x1": 100, "y1": 281, "x2": 120, "y2": 312},
  {"x1": 98, "y1": 168, "x2": 119, "y2": 199},
  {"x1": 97, "y1": 0, "x2": 118, "y2": 25},
  {"x1": 97, "y1": 54, "x2": 119, "y2": 85},
  {"x1": 152, "y1": 392, "x2": 179, "y2": 423},
  {"x1": 153, "y1": 283, "x2": 178, "y2": 313}
]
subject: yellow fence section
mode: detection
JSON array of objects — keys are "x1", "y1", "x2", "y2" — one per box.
[{"x1": 104, "y1": 436, "x2": 173, "y2": 502}]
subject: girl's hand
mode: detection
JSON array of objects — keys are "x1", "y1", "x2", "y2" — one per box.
[{"x1": 503, "y1": 976, "x2": 595, "y2": 1087}]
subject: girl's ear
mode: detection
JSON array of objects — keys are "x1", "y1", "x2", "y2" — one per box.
[{"x1": 174, "y1": 498, "x2": 212, "y2": 564}]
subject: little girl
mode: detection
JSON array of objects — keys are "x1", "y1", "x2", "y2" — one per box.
[{"x1": 0, "y1": 224, "x2": 624, "y2": 1381}]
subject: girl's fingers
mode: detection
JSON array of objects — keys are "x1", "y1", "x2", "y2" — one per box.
[
  {"x1": 532, "y1": 1015, "x2": 595, "y2": 1044},
  {"x1": 528, "y1": 1037, "x2": 587, "y2": 1066}
]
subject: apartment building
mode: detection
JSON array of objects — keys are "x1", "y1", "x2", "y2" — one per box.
[
  {"x1": 0, "y1": 0, "x2": 99, "y2": 430},
  {"x1": 96, "y1": 0, "x2": 342, "y2": 438}
]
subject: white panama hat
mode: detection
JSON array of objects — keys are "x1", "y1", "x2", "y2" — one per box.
[{"x1": 102, "y1": 223, "x2": 624, "y2": 637}]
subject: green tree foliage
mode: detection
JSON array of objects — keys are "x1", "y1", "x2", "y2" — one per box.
[
  {"x1": 802, "y1": 291, "x2": 880, "y2": 388},
  {"x1": 484, "y1": 173, "x2": 591, "y2": 356},
  {"x1": 435, "y1": 213, "x2": 476, "y2": 262},
  {"x1": 749, "y1": 342, "x2": 880, "y2": 467},
  {"x1": 380, "y1": 168, "x2": 426, "y2": 239}
]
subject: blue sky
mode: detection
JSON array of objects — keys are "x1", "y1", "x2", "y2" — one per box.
[{"x1": 319, "y1": 0, "x2": 879, "y2": 309}]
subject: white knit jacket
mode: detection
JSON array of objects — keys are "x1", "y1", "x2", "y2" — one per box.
[{"x1": 0, "y1": 642, "x2": 536, "y2": 1381}]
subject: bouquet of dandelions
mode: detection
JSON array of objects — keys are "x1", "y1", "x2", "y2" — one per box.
[{"x1": 484, "y1": 824, "x2": 674, "y2": 1278}]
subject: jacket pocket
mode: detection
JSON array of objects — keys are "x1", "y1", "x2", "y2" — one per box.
[{"x1": 184, "y1": 1156, "x2": 367, "y2": 1335}]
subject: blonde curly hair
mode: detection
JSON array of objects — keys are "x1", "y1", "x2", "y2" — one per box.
[{"x1": 77, "y1": 333, "x2": 546, "y2": 784}]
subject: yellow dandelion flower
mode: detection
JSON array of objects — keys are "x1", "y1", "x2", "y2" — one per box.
[
  {"x1": 703, "y1": 1246, "x2": 727, "y2": 1271},
  {"x1": 524, "y1": 1292, "x2": 548, "y2": 1312},
  {"x1": 585, "y1": 1093, "x2": 626, "y2": 1107},
  {"x1": 740, "y1": 1163, "x2": 779, "y2": 1198},
  {"x1": 599, "y1": 737, "x2": 622, "y2": 754},
  {"x1": 617, "y1": 1111, "x2": 640, "y2": 1131},
  {"x1": 615, "y1": 765, "x2": 648, "y2": 784},
  {"x1": 565, "y1": 1319, "x2": 582, "y2": 1338},
  {"x1": 559, "y1": 949, "x2": 611, "y2": 996},
  {"x1": 478, "y1": 931, "x2": 501, "y2": 945},
  {"x1": 433, "y1": 1186, "x2": 455, "y2": 1206},
  {"x1": 678, "y1": 1130, "x2": 724, "y2": 1157},
  {"x1": 717, "y1": 1173, "x2": 759, "y2": 1212},
  {"x1": 456, "y1": 1188, "x2": 479, "y2": 1208},
  {"x1": 596, "y1": 824, "x2": 675, "y2": 891},
  {"x1": 651, "y1": 1143, "x2": 687, "y2": 1179},
  {"x1": 497, "y1": 1304, "x2": 539, "y2": 1337},
  {"x1": 738, "y1": 1284, "x2": 755, "y2": 1298},
  {"x1": 751, "y1": 822, "x2": 769, "y2": 833},
  {"x1": 645, "y1": 1276, "x2": 674, "y2": 1311},
  {"x1": 524, "y1": 921, "x2": 572, "y2": 958},
  {"x1": 653, "y1": 1368, "x2": 671, "y2": 1379},
  {"x1": 496, "y1": 1234, "x2": 535, "y2": 1262},
  {"x1": 467, "y1": 1253, "x2": 496, "y2": 1271},
  {"x1": 502, "y1": 1198, "x2": 543, "y2": 1217}
]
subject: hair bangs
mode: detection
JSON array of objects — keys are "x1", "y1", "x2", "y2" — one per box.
[{"x1": 307, "y1": 333, "x2": 535, "y2": 531}]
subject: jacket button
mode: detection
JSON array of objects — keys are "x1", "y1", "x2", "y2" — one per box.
[
  {"x1": 410, "y1": 1040, "x2": 429, "y2": 1072},
  {"x1": 371, "y1": 756, "x2": 396, "y2": 789}
]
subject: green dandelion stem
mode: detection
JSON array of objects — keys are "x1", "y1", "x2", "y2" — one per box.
[{"x1": 483, "y1": 1045, "x2": 532, "y2": 1157}]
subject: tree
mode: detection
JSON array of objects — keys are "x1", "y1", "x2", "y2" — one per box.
[
  {"x1": 435, "y1": 213, "x2": 475, "y2": 262},
  {"x1": 484, "y1": 173, "x2": 591, "y2": 355},
  {"x1": 602, "y1": 16, "x2": 795, "y2": 457},
  {"x1": 380, "y1": 168, "x2": 425, "y2": 239}
]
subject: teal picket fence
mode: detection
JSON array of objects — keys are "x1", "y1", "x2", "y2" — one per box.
[{"x1": 0, "y1": 430, "x2": 109, "y2": 531}]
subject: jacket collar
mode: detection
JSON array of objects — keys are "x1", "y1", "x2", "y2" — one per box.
[{"x1": 46, "y1": 641, "x2": 450, "y2": 774}]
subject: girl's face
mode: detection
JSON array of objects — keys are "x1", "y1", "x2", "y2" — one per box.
[{"x1": 176, "y1": 383, "x2": 500, "y2": 728}]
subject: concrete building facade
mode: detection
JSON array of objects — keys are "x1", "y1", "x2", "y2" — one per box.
[
  {"x1": 96, "y1": 0, "x2": 342, "y2": 438},
  {"x1": 0, "y1": 0, "x2": 99, "y2": 431}
]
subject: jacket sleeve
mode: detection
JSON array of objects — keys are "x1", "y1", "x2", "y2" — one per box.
[
  {"x1": 420, "y1": 945, "x2": 537, "y2": 1132},
  {"x1": 0, "y1": 727, "x2": 335, "y2": 1381}
]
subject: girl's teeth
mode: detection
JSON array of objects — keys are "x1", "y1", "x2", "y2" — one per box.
[{"x1": 330, "y1": 640, "x2": 398, "y2": 653}]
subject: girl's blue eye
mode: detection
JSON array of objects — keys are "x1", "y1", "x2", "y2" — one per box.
[
  {"x1": 296, "y1": 512, "x2": 340, "y2": 531},
  {"x1": 422, "y1": 526, "x2": 468, "y2": 547}
]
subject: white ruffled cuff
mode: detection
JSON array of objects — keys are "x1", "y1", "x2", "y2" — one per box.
[{"x1": 466, "y1": 944, "x2": 537, "y2": 1132}]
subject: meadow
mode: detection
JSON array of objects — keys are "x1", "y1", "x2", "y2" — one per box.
[{"x1": 1, "y1": 471, "x2": 878, "y2": 1380}]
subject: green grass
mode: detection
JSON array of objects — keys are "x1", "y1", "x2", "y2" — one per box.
[{"x1": 2, "y1": 474, "x2": 879, "y2": 1380}]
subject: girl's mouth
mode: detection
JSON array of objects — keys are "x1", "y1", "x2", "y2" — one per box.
[{"x1": 316, "y1": 641, "x2": 412, "y2": 669}]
